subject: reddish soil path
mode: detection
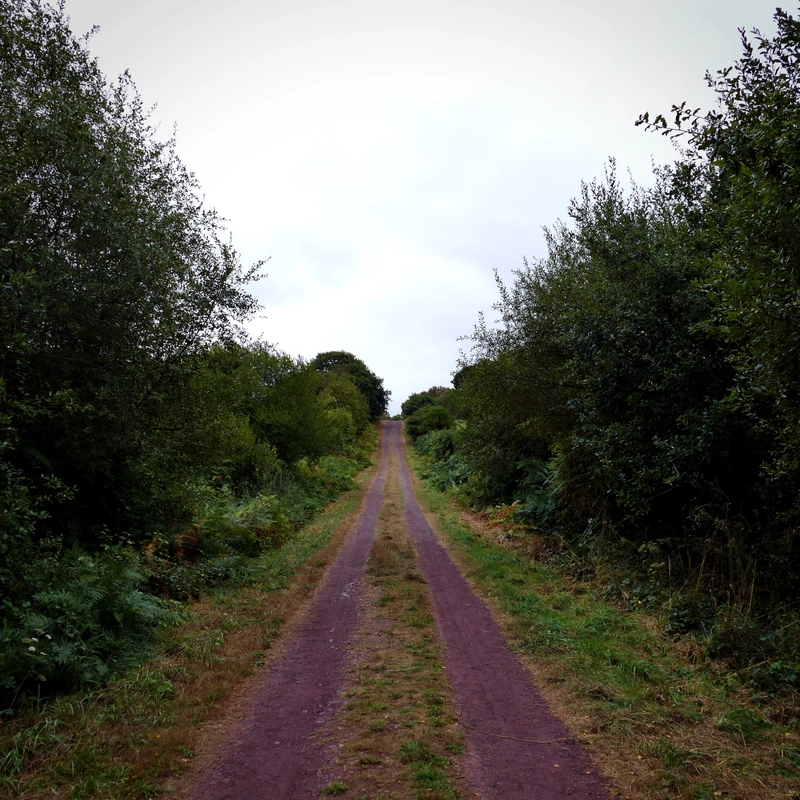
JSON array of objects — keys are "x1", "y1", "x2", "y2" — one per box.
[
  {"x1": 390, "y1": 421, "x2": 610, "y2": 800},
  {"x1": 188, "y1": 422, "x2": 610, "y2": 799},
  {"x1": 190, "y1": 432, "x2": 390, "y2": 799}
]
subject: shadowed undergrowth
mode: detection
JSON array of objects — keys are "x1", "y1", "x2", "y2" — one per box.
[{"x1": 0, "y1": 455, "x2": 378, "y2": 800}]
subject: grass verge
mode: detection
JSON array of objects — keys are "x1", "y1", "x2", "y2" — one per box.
[
  {"x1": 321, "y1": 454, "x2": 466, "y2": 800},
  {"x1": 405, "y1": 446, "x2": 800, "y2": 800},
  {"x1": 0, "y1": 446, "x2": 379, "y2": 800}
]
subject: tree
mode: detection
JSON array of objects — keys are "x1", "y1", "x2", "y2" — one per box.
[
  {"x1": 401, "y1": 391, "x2": 434, "y2": 418},
  {"x1": 405, "y1": 404, "x2": 454, "y2": 439},
  {"x1": 321, "y1": 373, "x2": 371, "y2": 435},
  {"x1": 639, "y1": 8, "x2": 800, "y2": 531},
  {"x1": 459, "y1": 163, "x2": 757, "y2": 551},
  {"x1": 0, "y1": 0, "x2": 261, "y2": 575},
  {"x1": 310, "y1": 351, "x2": 390, "y2": 420}
]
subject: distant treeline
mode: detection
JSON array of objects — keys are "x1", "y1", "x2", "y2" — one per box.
[
  {"x1": 0, "y1": 1, "x2": 388, "y2": 707},
  {"x1": 406, "y1": 8, "x2": 800, "y2": 694}
]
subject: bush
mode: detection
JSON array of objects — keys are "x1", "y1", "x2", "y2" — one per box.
[
  {"x1": 0, "y1": 549, "x2": 178, "y2": 704},
  {"x1": 415, "y1": 428, "x2": 458, "y2": 461},
  {"x1": 402, "y1": 392, "x2": 435, "y2": 417},
  {"x1": 405, "y1": 405, "x2": 454, "y2": 439}
]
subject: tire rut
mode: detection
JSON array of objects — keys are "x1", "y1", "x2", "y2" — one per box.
[
  {"x1": 190, "y1": 431, "x2": 391, "y2": 799},
  {"x1": 391, "y1": 421, "x2": 611, "y2": 800},
  {"x1": 189, "y1": 421, "x2": 612, "y2": 799}
]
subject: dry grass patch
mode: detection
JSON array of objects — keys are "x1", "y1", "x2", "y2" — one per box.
[
  {"x1": 406, "y1": 446, "x2": 800, "y2": 800},
  {"x1": 0, "y1": 459, "x2": 377, "y2": 800},
  {"x1": 321, "y1": 456, "x2": 466, "y2": 800}
]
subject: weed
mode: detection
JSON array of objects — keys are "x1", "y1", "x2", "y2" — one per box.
[
  {"x1": 321, "y1": 780, "x2": 348, "y2": 795},
  {"x1": 716, "y1": 707, "x2": 771, "y2": 740},
  {"x1": 399, "y1": 738, "x2": 435, "y2": 763}
]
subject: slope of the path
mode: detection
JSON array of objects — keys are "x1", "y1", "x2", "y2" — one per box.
[
  {"x1": 390, "y1": 422, "x2": 610, "y2": 800},
  {"x1": 190, "y1": 433, "x2": 390, "y2": 800}
]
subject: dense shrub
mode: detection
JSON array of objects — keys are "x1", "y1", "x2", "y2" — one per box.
[
  {"x1": 407, "y1": 7, "x2": 800, "y2": 691},
  {"x1": 414, "y1": 428, "x2": 471, "y2": 492},
  {"x1": 414, "y1": 428, "x2": 458, "y2": 461},
  {"x1": 310, "y1": 351, "x2": 390, "y2": 421},
  {"x1": 402, "y1": 392, "x2": 435, "y2": 417},
  {"x1": 0, "y1": 549, "x2": 179, "y2": 696},
  {"x1": 405, "y1": 405, "x2": 454, "y2": 439},
  {"x1": 0, "y1": 2, "x2": 382, "y2": 708}
]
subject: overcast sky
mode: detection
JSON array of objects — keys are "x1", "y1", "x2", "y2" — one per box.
[{"x1": 64, "y1": 0, "x2": 780, "y2": 413}]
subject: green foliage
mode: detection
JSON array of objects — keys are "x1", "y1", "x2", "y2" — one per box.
[
  {"x1": 402, "y1": 387, "x2": 462, "y2": 426},
  {"x1": 401, "y1": 392, "x2": 434, "y2": 417},
  {"x1": 460, "y1": 163, "x2": 748, "y2": 527},
  {"x1": 635, "y1": 9, "x2": 800, "y2": 525},
  {"x1": 455, "y1": 351, "x2": 558, "y2": 500},
  {"x1": 414, "y1": 428, "x2": 472, "y2": 493},
  {"x1": 405, "y1": 404, "x2": 454, "y2": 439},
  {"x1": 0, "y1": 548, "x2": 179, "y2": 696},
  {"x1": 310, "y1": 351, "x2": 390, "y2": 421},
  {"x1": 245, "y1": 353, "x2": 332, "y2": 464},
  {"x1": 0, "y1": 0, "x2": 260, "y2": 547},
  {"x1": 415, "y1": 428, "x2": 458, "y2": 462},
  {"x1": 428, "y1": 387, "x2": 460, "y2": 417},
  {"x1": 694, "y1": 14, "x2": 800, "y2": 523},
  {"x1": 0, "y1": 2, "x2": 380, "y2": 708},
  {"x1": 321, "y1": 373, "x2": 371, "y2": 436},
  {"x1": 419, "y1": 6, "x2": 800, "y2": 687},
  {"x1": 321, "y1": 781, "x2": 349, "y2": 795},
  {"x1": 0, "y1": 435, "x2": 374, "y2": 705},
  {"x1": 715, "y1": 707, "x2": 771, "y2": 740}
]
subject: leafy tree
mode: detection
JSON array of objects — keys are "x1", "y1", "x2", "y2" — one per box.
[
  {"x1": 310, "y1": 351, "x2": 390, "y2": 420},
  {"x1": 202, "y1": 344, "x2": 340, "y2": 466},
  {"x1": 637, "y1": 6, "x2": 800, "y2": 575},
  {"x1": 0, "y1": 2, "x2": 383, "y2": 705},
  {"x1": 321, "y1": 373, "x2": 371, "y2": 435},
  {"x1": 459, "y1": 162, "x2": 765, "y2": 585},
  {"x1": 401, "y1": 391, "x2": 434, "y2": 417},
  {"x1": 410, "y1": 6, "x2": 800, "y2": 684},
  {"x1": 0, "y1": 0, "x2": 259, "y2": 587},
  {"x1": 405, "y1": 404, "x2": 453, "y2": 439}
]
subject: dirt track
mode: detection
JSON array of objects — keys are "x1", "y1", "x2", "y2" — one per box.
[
  {"x1": 190, "y1": 433, "x2": 390, "y2": 798},
  {"x1": 189, "y1": 421, "x2": 610, "y2": 799},
  {"x1": 395, "y1": 426, "x2": 608, "y2": 799}
]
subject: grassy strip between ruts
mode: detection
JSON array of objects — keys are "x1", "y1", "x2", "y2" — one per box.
[
  {"x1": 405, "y1": 445, "x2": 800, "y2": 800},
  {"x1": 318, "y1": 453, "x2": 466, "y2": 800},
  {"x1": 0, "y1": 440, "x2": 379, "y2": 800}
]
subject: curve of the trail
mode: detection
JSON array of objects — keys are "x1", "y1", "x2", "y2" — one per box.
[
  {"x1": 391, "y1": 421, "x2": 610, "y2": 800},
  {"x1": 192, "y1": 432, "x2": 390, "y2": 800}
]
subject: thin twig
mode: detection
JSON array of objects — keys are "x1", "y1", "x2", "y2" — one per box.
[{"x1": 463, "y1": 724, "x2": 576, "y2": 746}]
